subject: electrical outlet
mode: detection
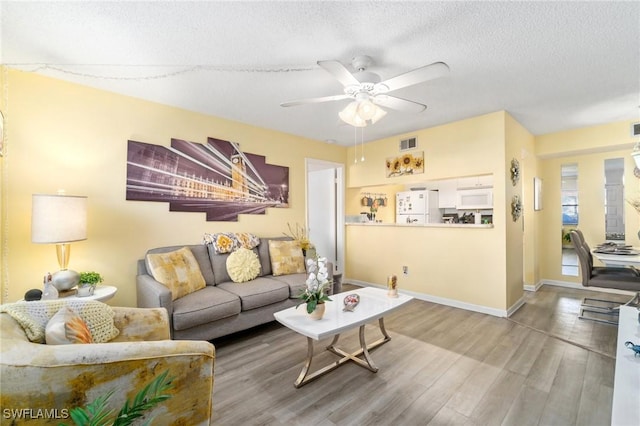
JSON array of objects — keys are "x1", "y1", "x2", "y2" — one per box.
[{"x1": 402, "y1": 266, "x2": 409, "y2": 275}]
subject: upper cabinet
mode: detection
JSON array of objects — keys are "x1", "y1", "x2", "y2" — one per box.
[
  {"x1": 457, "y1": 175, "x2": 493, "y2": 189},
  {"x1": 437, "y1": 179, "x2": 458, "y2": 208},
  {"x1": 436, "y1": 175, "x2": 493, "y2": 208}
]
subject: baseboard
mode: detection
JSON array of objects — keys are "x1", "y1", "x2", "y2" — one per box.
[
  {"x1": 507, "y1": 295, "x2": 526, "y2": 317},
  {"x1": 345, "y1": 278, "x2": 508, "y2": 318},
  {"x1": 341, "y1": 277, "x2": 634, "y2": 320},
  {"x1": 523, "y1": 280, "x2": 544, "y2": 292},
  {"x1": 541, "y1": 279, "x2": 637, "y2": 296}
]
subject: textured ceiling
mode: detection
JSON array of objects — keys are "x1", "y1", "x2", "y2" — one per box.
[{"x1": 2, "y1": 1, "x2": 639, "y2": 146}]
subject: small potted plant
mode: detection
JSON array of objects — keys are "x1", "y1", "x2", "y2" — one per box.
[{"x1": 77, "y1": 271, "x2": 103, "y2": 297}]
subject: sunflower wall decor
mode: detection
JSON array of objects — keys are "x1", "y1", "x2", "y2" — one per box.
[{"x1": 386, "y1": 151, "x2": 424, "y2": 177}]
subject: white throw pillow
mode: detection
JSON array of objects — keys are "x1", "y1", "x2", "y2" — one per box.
[{"x1": 226, "y1": 248, "x2": 261, "y2": 283}]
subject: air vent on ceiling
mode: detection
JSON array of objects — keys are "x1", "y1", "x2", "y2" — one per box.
[
  {"x1": 632, "y1": 122, "x2": 640, "y2": 137},
  {"x1": 399, "y1": 137, "x2": 417, "y2": 151}
]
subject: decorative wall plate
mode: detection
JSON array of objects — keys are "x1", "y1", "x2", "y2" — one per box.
[
  {"x1": 510, "y1": 158, "x2": 520, "y2": 186},
  {"x1": 511, "y1": 195, "x2": 522, "y2": 221}
]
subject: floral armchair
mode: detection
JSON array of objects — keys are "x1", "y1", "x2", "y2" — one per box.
[{"x1": 0, "y1": 305, "x2": 214, "y2": 425}]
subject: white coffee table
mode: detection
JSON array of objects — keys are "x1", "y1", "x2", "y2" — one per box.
[{"x1": 274, "y1": 286, "x2": 413, "y2": 388}]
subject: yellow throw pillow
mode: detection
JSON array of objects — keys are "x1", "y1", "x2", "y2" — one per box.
[
  {"x1": 226, "y1": 248, "x2": 261, "y2": 283},
  {"x1": 146, "y1": 247, "x2": 206, "y2": 300},
  {"x1": 45, "y1": 306, "x2": 95, "y2": 345},
  {"x1": 268, "y1": 240, "x2": 306, "y2": 276}
]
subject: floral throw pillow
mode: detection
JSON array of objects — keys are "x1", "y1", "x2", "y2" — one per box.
[
  {"x1": 203, "y1": 232, "x2": 260, "y2": 253},
  {"x1": 203, "y1": 232, "x2": 239, "y2": 254},
  {"x1": 235, "y1": 232, "x2": 260, "y2": 250}
]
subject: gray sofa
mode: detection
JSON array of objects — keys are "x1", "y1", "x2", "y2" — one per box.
[{"x1": 136, "y1": 237, "x2": 333, "y2": 341}]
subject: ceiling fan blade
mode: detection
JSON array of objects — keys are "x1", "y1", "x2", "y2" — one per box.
[
  {"x1": 280, "y1": 94, "x2": 350, "y2": 107},
  {"x1": 317, "y1": 60, "x2": 360, "y2": 87},
  {"x1": 377, "y1": 62, "x2": 449, "y2": 92},
  {"x1": 372, "y1": 95, "x2": 426, "y2": 113}
]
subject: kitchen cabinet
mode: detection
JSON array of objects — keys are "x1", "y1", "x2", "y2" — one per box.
[
  {"x1": 457, "y1": 175, "x2": 493, "y2": 189},
  {"x1": 437, "y1": 179, "x2": 457, "y2": 208}
]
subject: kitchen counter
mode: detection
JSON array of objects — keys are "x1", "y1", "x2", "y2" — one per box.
[{"x1": 346, "y1": 222, "x2": 493, "y2": 228}]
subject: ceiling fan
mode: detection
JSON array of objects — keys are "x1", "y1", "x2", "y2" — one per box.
[{"x1": 281, "y1": 55, "x2": 449, "y2": 126}]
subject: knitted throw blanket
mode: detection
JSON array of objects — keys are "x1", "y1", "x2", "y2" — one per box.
[{"x1": 0, "y1": 299, "x2": 120, "y2": 343}]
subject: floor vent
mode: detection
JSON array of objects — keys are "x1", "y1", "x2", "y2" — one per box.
[
  {"x1": 399, "y1": 137, "x2": 417, "y2": 151},
  {"x1": 633, "y1": 122, "x2": 640, "y2": 137}
]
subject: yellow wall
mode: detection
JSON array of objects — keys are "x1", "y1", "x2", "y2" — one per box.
[
  {"x1": 504, "y1": 114, "x2": 534, "y2": 308},
  {"x1": 345, "y1": 112, "x2": 512, "y2": 311},
  {"x1": 1, "y1": 68, "x2": 345, "y2": 305},
  {"x1": 537, "y1": 138, "x2": 638, "y2": 282},
  {"x1": 347, "y1": 111, "x2": 509, "y2": 187}
]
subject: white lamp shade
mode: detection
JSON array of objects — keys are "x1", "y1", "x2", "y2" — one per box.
[
  {"x1": 357, "y1": 100, "x2": 377, "y2": 120},
  {"x1": 31, "y1": 194, "x2": 88, "y2": 243},
  {"x1": 339, "y1": 101, "x2": 367, "y2": 127},
  {"x1": 370, "y1": 107, "x2": 387, "y2": 124}
]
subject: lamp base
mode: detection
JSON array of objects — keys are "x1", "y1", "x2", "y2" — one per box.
[{"x1": 52, "y1": 269, "x2": 80, "y2": 291}]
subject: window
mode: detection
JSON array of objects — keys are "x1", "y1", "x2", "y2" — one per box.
[{"x1": 561, "y1": 165, "x2": 578, "y2": 225}]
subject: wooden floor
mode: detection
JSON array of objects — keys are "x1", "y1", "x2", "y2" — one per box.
[{"x1": 211, "y1": 284, "x2": 625, "y2": 425}]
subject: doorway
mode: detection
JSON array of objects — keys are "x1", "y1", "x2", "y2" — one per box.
[{"x1": 306, "y1": 159, "x2": 344, "y2": 275}]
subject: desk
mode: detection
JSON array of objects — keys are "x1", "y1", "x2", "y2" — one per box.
[
  {"x1": 611, "y1": 306, "x2": 640, "y2": 425},
  {"x1": 592, "y1": 250, "x2": 640, "y2": 267}
]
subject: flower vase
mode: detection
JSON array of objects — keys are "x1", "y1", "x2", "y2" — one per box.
[{"x1": 308, "y1": 303, "x2": 325, "y2": 320}]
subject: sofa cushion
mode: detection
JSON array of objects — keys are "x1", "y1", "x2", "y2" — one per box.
[
  {"x1": 268, "y1": 240, "x2": 306, "y2": 276},
  {"x1": 146, "y1": 245, "x2": 215, "y2": 285},
  {"x1": 217, "y1": 277, "x2": 289, "y2": 311},
  {"x1": 172, "y1": 286, "x2": 241, "y2": 331},
  {"x1": 257, "y1": 237, "x2": 291, "y2": 276},
  {"x1": 269, "y1": 273, "x2": 308, "y2": 298},
  {"x1": 226, "y1": 248, "x2": 261, "y2": 283},
  {"x1": 146, "y1": 247, "x2": 207, "y2": 300},
  {"x1": 208, "y1": 245, "x2": 232, "y2": 284}
]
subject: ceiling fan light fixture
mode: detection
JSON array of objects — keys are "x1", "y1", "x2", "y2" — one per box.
[
  {"x1": 370, "y1": 106, "x2": 387, "y2": 124},
  {"x1": 357, "y1": 99, "x2": 377, "y2": 120},
  {"x1": 339, "y1": 98, "x2": 386, "y2": 127},
  {"x1": 339, "y1": 101, "x2": 366, "y2": 127}
]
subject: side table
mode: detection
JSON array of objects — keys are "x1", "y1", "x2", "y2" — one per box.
[{"x1": 58, "y1": 285, "x2": 118, "y2": 303}]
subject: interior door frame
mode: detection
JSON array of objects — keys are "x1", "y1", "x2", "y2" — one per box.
[{"x1": 305, "y1": 158, "x2": 345, "y2": 275}]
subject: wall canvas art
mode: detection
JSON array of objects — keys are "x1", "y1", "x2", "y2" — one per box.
[
  {"x1": 386, "y1": 151, "x2": 424, "y2": 177},
  {"x1": 126, "y1": 137, "x2": 289, "y2": 221}
]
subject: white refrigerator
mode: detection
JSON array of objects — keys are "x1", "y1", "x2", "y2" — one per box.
[{"x1": 396, "y1": 190, "x2": 441, "y2": 224}]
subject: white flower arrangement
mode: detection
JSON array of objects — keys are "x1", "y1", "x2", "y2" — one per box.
[{"x1": 296, "y1": 255, "x2": 332, "y2": 313}]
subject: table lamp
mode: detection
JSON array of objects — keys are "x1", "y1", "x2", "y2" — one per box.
[{"x1": 31, "y1": 194, "x2": 88, "y2": 291}]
